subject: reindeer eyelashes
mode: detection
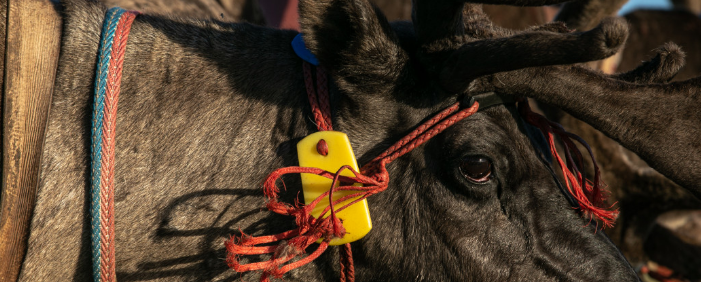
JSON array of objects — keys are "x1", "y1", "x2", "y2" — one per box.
[{"x1": 459, "y1": 156, "x2": 493, "y2": 184}]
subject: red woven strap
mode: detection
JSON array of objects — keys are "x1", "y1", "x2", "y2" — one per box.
[
  {"x1": 519, "y1": 100, "x2": 618, "y2": 228},
  {"x1": 225, "y1": 80, "x2": 481, "y2": 280}
]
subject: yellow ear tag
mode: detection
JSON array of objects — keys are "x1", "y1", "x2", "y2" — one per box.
[{"x1": 297, "y1": 131, "x2": 372, "y2": 246}]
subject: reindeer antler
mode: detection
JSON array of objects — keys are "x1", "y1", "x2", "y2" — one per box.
[
  {"x1": 412, "y1": 0, "x2": 630, "y2": 93},
  {"x1": 412, "y1": 0, "x2": 701, "y2": 200},
  {"x1": 413, "y1": 0, "x2": 573, "y2": 45},
  {"x1": 469, "y1": 56, "x2": 701, "y2": 199},
  {"x1": 612, "y1": 43, "x2": 685, "y2": 84},
  {"x1": 440, "y1": 18, "x2": 628, "y2": 92}
]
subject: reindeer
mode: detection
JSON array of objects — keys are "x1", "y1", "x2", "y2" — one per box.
[{"x1": 15, "y1": 0, "x2": 701, "y2": 281}]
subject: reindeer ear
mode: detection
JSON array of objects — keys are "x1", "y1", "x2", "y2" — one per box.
[{"x1": 298, "y1": 0, "x2": 407, "y2": 94}]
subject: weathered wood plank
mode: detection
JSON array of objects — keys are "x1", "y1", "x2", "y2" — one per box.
[
  {"x1": 0, "y1": 0, "x2": 62, "y2": 281},
  {"x1": 0, "y1": 1, "x2": 6, "y2": 149}
]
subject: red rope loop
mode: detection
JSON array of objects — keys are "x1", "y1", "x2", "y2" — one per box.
[{"x1": 518, "y1": 100, "x2": 618, "y2": 228}]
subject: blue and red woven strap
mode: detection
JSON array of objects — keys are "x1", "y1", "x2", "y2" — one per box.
[{"x1": 91, "y1": 7, "x2": 138, "y2": 282}]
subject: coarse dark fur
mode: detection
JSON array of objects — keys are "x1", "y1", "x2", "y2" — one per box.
[{"x1": 18, "y1": 0, "x2": 701, "y2": 281}]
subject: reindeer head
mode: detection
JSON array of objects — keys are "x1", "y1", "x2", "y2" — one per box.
[{"x1": 286, "y1": 0, "x2": 691, "y2": 280}]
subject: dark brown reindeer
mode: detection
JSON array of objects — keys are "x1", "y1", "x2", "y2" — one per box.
[{"x1": 15, "y1": 0, "x2": 701, "y2": 281}]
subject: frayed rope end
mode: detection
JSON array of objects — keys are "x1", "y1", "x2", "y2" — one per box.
[{"x1": 519, "y1": 100, "x2": 619, "y2": 228}]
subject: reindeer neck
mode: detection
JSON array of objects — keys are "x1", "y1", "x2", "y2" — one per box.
[{"x1": 53, "y1": 4, "x2": 315, "y2": 185}]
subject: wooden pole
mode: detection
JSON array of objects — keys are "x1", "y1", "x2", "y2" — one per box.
[
  {"x1": 0, "y1": 0, "x2": 62, "y2": 281},
  {"x1": 0, "y1": 0, "x2": 6, "y2": 125}
]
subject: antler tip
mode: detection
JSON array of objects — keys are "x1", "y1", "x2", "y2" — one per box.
[{"x1": 597, "y1": 17, "x2": 629, "y2": 51}]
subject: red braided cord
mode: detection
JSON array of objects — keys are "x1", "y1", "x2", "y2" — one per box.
[
  {"x1": 372, "y1": 104, "x2": 479, "y2": 165},
  {"x1": 100, "y1": 11, "x2": 138, "y2": 282},
  {"x1": 315, "y1": 65, "x2": 333, "y2": 130},
  {"x1": 518, "y1": 100, "x2": 618, "y2": 227},
  {"x1": 303, "y1": 62, "x2": 332, "y2": 131},
  {"x1": 339, "y1": 243, "x2": 354, "y2": 282},
  {"x1": 373, "y1": 104, "x2": 459, "y2": 161}
]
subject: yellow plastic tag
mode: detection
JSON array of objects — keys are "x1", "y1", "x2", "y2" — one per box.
[{"x1": 297, "y1": 131, "x2": 372, "y2": 245}]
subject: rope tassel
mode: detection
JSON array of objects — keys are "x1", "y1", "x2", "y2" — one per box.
[{"x1": 519, "y1": 100, "x2": 618, "y2": 228}]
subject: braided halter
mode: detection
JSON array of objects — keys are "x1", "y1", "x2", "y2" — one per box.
[{"x1": 91, "y1": 7, "x2": 138, "y2": 282}]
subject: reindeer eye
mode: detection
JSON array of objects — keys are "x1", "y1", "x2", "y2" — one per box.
[{"x1": 459, "y1": 156, "x2": 493, "y2": 183}]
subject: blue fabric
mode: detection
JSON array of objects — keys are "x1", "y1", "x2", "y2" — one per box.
[
  {"x1": 91, "y1": 7, "x2": 126, "y2": 282},
  {"x1": 292, "y1": 33, "x2": 319, "y2": 66}
]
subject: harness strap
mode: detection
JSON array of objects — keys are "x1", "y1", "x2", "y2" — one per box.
[
  {"x1": 91, "y1": 7, "x2": 138, "y2": 282},
  {"x1": 465, "y1": 92, "x2": 516, "y2": 110}
]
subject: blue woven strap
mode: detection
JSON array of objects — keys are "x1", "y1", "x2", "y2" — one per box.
[{"x1": 292, "y1": 33, "x2": 319, "y2": 66}]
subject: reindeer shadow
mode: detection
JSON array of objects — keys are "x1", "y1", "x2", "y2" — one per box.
[
  {"x1": 111, "y1": 138, "x2": 334, "y2": 281},
  {"x1": 113, "y1": 188, "x2": 286, "y2": 281}
]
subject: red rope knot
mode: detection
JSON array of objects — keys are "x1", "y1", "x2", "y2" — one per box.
[
  {"x1": 317, "y1": 139, "x2": 329, "y2": 156},
  {"x1": 359, "y1": 160, "x2": 390, "y2": 184}
]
